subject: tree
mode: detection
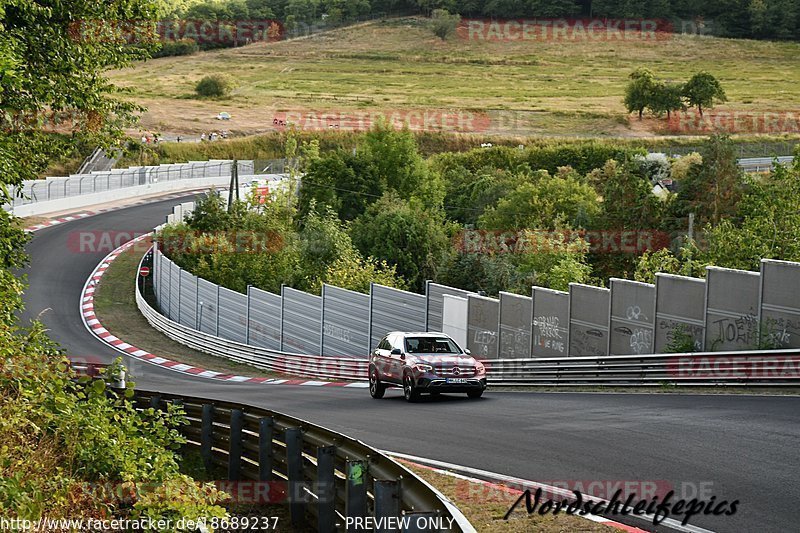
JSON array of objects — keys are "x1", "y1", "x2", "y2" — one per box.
[
  {"x1": 682, "y1": 72, "x2": 727, "y2": 117},
  {"x1": 350, "y1": 193, "x2": 451, "y2": 291},
  {"x1": 298, "y1": 150, "x2": 380, "y2": 222},
  {"x1": 429, "y1": 8, "x2": 460, "y2": 40},
  {"x1": 296, "y1": 205, "x2": 359, "y2": 289},
  {"x1": 593, "y1": 160, "x2": 663, "y2": 229},
  {"x1": 672, "y1": 134, "x2": 744, "y2": 225},
  {"x1": 440, "y1": 165, "x2": 522, "y2": 225},
  {"x1": 634, "y1": 241, "x2": 709, "y2": 283},
  {"x1": 314, "y1": 250, "x2": 407, "y2": 294},
  {"x1": 479, "y1": 169, "x2": 601, "y2": 231},
  {"x1": 702, "y1": 155, "x2": 800, "y2": 270},
  {"x1": 0, "y1": 0, "x2": 157, "y2": 193},
  {"x1": 514, "y1": 230, "x2": 593, "y2": 292},
  {"x1": 361, "y1": 119, "x2": 444, "y2": 208},
  {"x1": 624, "y1": 68, "x2": 657, "y2": 120},
  {"x1": 648, "y1": 82, "x2": 686, "y2": 119}
]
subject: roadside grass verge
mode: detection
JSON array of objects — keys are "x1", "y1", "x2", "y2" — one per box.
[
  {"x1": 92, "y1": 236, "x2": 285, "y2": 379},
  {"x1": 402, "y1": 461, "x2": 615, "y2": 532}
]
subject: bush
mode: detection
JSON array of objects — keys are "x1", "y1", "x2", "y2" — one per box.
[
  {"x1": 153, "y1": 39, "x2": 199, "y2": 58},
  {"x1": 195, "y1": 74, "x2": 235, "y2": 98},
  {"x1": 0, "y1": 210, "x2": 227, "y2": 526}
]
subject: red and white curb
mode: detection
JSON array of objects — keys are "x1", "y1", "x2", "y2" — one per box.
[
  {"x1": 80, "y1": 233, "x2": 368, "y2": 388},
  {"x1": 23, "y1": 189, "x2": 211, "y2": 233},
  {"x1": 386, "y1": 452, "x2": 713, "y2": 533}
]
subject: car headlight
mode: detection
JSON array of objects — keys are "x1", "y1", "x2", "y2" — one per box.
[{"x1": 414, "y1": 364, "x2": 434, "y2": 373}]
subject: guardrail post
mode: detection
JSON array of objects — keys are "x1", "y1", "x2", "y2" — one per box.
[
  {"x1": 246, "y1": 285, "x2": 252, "y2": 345},
  {"x1": 402, "y1": 511, "x2": 440, "y2": 532},
  {"x1": 374, "y1": 480, "x2": 401, "y2": 533},
  {"x1": 150, "y1": 394, "x2": 162, "y2": 410},
  {"x1": 316, "y1": 446, "x2": 336, "y2": 533},
  {"x1": 346, "y1": 460, "x2": 368, "y2": 532},
  {"x1": 259, "y1": 417, "x2": 274, "y2": 480},
  {"x1": 285, "y1": 428, "x2": 306, "y2": 527},
  {"x1": 228, "y1": 409, "x2": 244, "y2": 481},
  {"x1": 215, "y1": 285, "x2": 221, "y2": 336},
  {"x1": 201, "y1": 404, "x2": 215, "y2": 472}
]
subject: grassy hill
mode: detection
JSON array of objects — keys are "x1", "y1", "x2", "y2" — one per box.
[{"x1": 109, "y1": 17, "x2": 800, "y2": 139}]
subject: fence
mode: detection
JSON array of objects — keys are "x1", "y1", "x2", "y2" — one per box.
[
  {"x1": 127, "y1": 388, "x2": 472, "y2": 531},
  {"x1": 657, "y1": 141, "x2": 798, "y2": 158},
  {"x1": 4, "y1": 159, "x2": 254, "y2": 210},
  {"x1": 151, "y1": 203, "x2": 800, "y2": 367}
]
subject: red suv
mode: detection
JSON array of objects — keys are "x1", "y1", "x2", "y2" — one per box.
[{"x1": 369, "y1": 332, "x2": 487, "y2": 402}]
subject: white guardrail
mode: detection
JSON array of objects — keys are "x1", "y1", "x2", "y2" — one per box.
[{"x1": 137, "y1": 247, "x2": 369, "y2": 381}]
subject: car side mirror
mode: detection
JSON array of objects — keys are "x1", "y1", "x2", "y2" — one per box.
[
  {"x1": 464, "y1": 349, "x2": 471, "y2": 355},
  {"x1": 391, "y1": 348, "x2": 402, "y2": 356}
]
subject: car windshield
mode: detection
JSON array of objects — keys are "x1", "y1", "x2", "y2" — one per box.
[{"x1": 404, "y1": 337, "x2": 461, "y2": 354}]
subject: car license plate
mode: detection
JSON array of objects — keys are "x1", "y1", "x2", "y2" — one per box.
[{"x1": 446, "y1": 378, "x2": 468, "y2": 384}]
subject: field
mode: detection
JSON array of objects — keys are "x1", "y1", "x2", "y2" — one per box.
[{"x1": 108, "y1": 17, "x2": 800, "y2": 139}]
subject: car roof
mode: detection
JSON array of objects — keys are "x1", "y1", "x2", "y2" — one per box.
[{"x1": 387, "y1": 332, "x2": 451, "y2": 337}]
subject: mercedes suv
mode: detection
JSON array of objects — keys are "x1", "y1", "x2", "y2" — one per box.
[{"x1": 369, "y1": 332, "x2": 487, "y2": 402}]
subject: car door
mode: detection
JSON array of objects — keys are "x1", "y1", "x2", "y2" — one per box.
[
  {"x1": 387, "y1": 334, "x2": 406, "y2": 382},
  {"x1": 373, "y1": 335, "x2": 395, "y2": 383}
]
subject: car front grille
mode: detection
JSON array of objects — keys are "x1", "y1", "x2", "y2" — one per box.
[{"x1": 434, "y1": 365, "x2": 477, "y2": 377}]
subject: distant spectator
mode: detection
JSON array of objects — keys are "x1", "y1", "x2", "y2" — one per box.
[
  {"x1": 176, "y1": 135, "x2": 182, "y2": 143},
  {"x1": 200, "y1": 133, "x2": 206, "y2": 141}
]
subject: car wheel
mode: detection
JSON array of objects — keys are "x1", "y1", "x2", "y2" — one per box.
[
  {"x1": 369, "y1": 368, "x2": 386, "y2": 399},
  {"x1": 403, "y1": 373, "x2": 420, "y2": 403},
  {"x1": 467, "y1": 389, "x2": 484, "y2": 399}
]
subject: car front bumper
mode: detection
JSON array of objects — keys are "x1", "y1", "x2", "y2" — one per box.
[{"x1": 415, "y1": 376, "x2": 487, "y2": 393}]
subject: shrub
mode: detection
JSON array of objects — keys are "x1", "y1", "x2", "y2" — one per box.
[
  {"x1": 153, "y1": 38, "x2": 199, "y2": 58},
  {"x1": 195, "y1": 74, "x2": 235, "y2": 98}
]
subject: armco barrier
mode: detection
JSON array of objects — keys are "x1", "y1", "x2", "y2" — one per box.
[
  {"x1": 132, "y1": 390, "x2": 474, "y2": 532},
  {"x1": 66, "y1": 365, "x2": 471, "y2": 532},
  {"x1": 140, "y1": 241, "x2": 800, "y2": 387},
  {"x1": 137, "y1": 249, "x2": 368, "y2": 381},
  {"x1": 484, "y1": 350, "x2": 800, "y2": 386}
]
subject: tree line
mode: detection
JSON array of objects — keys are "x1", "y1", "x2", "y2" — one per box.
[
  {"x1": 162, "y1": 125, "x2": 800, "y2": 301},
  {"x1": 155, "y1": 0, "x2": 800, "y2": 42}
]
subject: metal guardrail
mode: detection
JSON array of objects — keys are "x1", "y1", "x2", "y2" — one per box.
[
  {"x1": 484, "y1": 350, "x2": 800, "y2": 386},
  {"x1": 5, "y1": 160, "x2": 246, "y2": 209},
  {"x1": 138, "y1": 240, "x2": 800, "y2": 387},
  {"x1": 737, "y1": 155, "x2": 794, "y2": 172},
  {"x1": 131, "y1": 389, "x2": 473, "y2": 532},
  {"x1": 137, "y1": 246, "x2": 369, "y2": 381}
]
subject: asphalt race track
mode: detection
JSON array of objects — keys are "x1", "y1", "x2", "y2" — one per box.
[{"x1": 21, "y1": 194, "x2": 800, "y2": 533}]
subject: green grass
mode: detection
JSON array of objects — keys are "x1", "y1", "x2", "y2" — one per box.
[
  {"x1": 92, "y1": 237, "x2": 286, "y2": 380},
  {"x1": 110, "y1": 17, "x2": 800, "y2": 138}
]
